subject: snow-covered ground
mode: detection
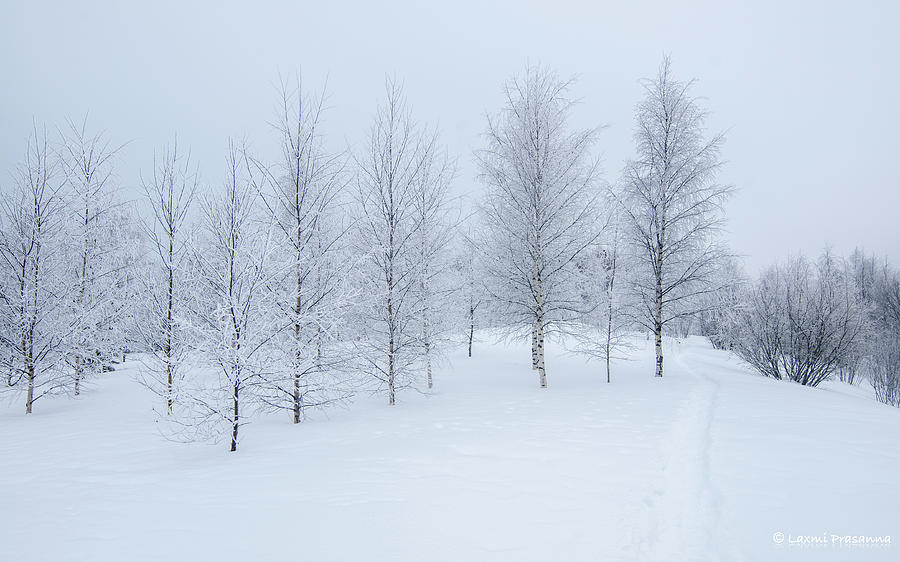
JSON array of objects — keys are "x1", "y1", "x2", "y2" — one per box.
[{"x1": 1, "y1": 334, "x2": 897, "y2": 561}]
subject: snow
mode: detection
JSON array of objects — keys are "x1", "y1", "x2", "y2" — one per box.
[{"x1": 1, "y1": 334, "x2": 897, "y2": 561}]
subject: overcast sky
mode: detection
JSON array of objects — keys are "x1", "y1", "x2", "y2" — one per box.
[{"x1": 2, "y1": 0, "x2": 898, "y2": 272}]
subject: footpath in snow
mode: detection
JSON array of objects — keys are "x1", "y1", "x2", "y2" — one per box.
[{"x1": 1, "y1": 334, "x2": 897, "y2": 561}]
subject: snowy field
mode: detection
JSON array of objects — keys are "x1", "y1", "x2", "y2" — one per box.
[{"x1": 1, "y1": 334, "x2": 898, "y2": 561}]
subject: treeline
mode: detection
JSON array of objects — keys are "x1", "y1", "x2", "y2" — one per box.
[
  {"x1": 2, "y1": 58, "x2": 897, "y2": 451},
  {"x1": 703, "y1": 249, "x2": 900, "y2": 403}
]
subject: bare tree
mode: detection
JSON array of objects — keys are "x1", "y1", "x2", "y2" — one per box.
[
  {"x1": 59, "y1": 117, "x2": 127, "y2": 395},
  {"x1": 477, "y1": 64, "x2": 603, "y2": 387},
  {"x1": 255, "y1": 77, "x2": 353, "y2": 423},
  {"x1": 837, "y1": 248, "x2": 880, "y2": 384},
  {"x1": 353, "y1": 78, "x2": 434, "y2": 405},
  {"x1": 186, "y1": 141, "x2": 274, "y2": 452},
  {"x1": 138, "y1": 140, "x2": 198, "y2": 414},
  {"x1": 619, "y1": 56, "x2": 732, "y2": 378},
  {"x1": 695, "y1": 256, "x2": 748, "y2": 351},
  {"x1": 0, "y1": 126, "x2": 69, "y2": 413},
  {"x1": 411, "y1": 134, "x2": 455, "y2": 389},
  {"x1": 456, "y1": 225, "x2": 486, "y2": 358},
  {"x1": 574, "y1": 209, "x2": 633, "y2": 383}
]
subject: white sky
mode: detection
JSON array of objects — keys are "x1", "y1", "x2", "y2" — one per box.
[{"x1": 2, "y1": 0, "x2": 898, "y2": 272}]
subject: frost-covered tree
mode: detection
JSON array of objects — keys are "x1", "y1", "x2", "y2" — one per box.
[
  {"x1": 185, "y1": 142, "x2": 274, "y2": 451},
  {"x1": 455, "y1": 225, "x2": 487, "y2": 358},
  {"x1": 0, "y1": 127, "x2": 69, "y2": 413},
  {"x1": 353, "y1": 78, "x2": 447, "y2": 404},
  {"x1": 836, "y1": 248, "x2": 881, "y2": 384},
  {"x1": 868, "y1": 261, "x2": 900, "y2": 405},
  {"x1": 574, "y1": 209, "x2": 633, "y2": 383},
  {"x1": 75, "y1": 204, "x2": 137, "y2": 373},
  {"x1": 848, "y1": 248, "x2": 879, "y2": 304},
  {"x1": 255, "y1": 78, "x2": 353, "y2": 423},
  {"x1": 59, "y1": 118, "x2": 129, "y2": 395},
  {"x1": 477, "y1": 64, "x2": 603, "y2": 387},
  {"x1": 733, "y1": 252, "x2": 868, "y2": 388},
  {"x1": 411, "y1": 137, "x2": 455, "y2": 389},
  {"x1": 102, "y1": 207, "x2": 142, "y2": 363},
  {"x1": 620, "y1": 56, "x2": 732, "y2": 378},
  {"x1": 137, "y1": 140, "x2": 198, "y2": 414},
  {"x1": 870, "y1": 335, "x2": 900, "y2": 407},
  {"x1": 694, "y1": 256, "x2": 748, "y2": 351}
]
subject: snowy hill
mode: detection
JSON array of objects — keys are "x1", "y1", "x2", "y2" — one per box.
[{"x1": 1, "y1": 335, "x2": 897, "y2": 561}]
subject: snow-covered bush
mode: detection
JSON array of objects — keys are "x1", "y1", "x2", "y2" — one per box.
[
  {"x1": 868, "y1": 261, "x2": 900, "y2": 406},
  {"x1": 733, "y1": 252, "x2": 868, "y2": 387}
]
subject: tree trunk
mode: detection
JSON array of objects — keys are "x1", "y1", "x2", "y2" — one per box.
[
  {"x1": 25, "y1": 362, "x2": 34, "y2": 414},
  {"x1": 605, "y1": 352, "x2": 611, "y2": 384},
  {"x1": 19, "y1": 263, "x2": 30, "y2": 413},
  {"x1": 468, "y1": 304, "x2": 474, "y2": 358},
  {"x1": 166, "y1": 360, "x2": 173, "y2": 415},
  {"x1": 316, "y1": 325, "x2": 322, "y2": 371},
  {"x1": 26, "y1": 255, "x2": 39, "y2": 413},
  {"x1": 535, "y1": 271, "x2": 547, "y2": 387},
  {"x1": 386, "y1": 178, "x2": 396, "y2": 406},
  {"x1": 387, "y1": 251, "x2": 395, "y2": 405},
  {"x1": 230, "y1": 380, "x2": 240, "y2": 452},
  {"x1": 606, "y1": 297, "x2": 614, "y2": 383},
  {"x1": 74, "y1": 356, "x2": 81, "y2": 396},
  {"x1": 165, "y1": 233, "x2": 175, "y2": 414},
  {"x1": 421, "y1": 258, "x2": 432, "y2": 389},
  {"x1": 536, "y1": 316, "x2": 547, "y2": 388},
  {"x1": 424, "y1": 330, "x2": 432, "y2": 390},
  {"x1": 74, "y1": 206, "x2": 89, "y2": 397},
  {"x1": 387, "y1": 334, "x2": 395, "y2": 406},
  {"x1": 315, "y1": 222, "x2": 323, "y2": 372},
  {"x1": 530, "y1": 264, "x2": 539, "y2": 369},
  {"x1": 293, "y1": 239, "x2": 302, "y2": 424},
  {"x1": 423, "y1": 280, "x2": 432, "y2": 389},
  {"x1": 654, "y1": 289, "x2": 664, "y2": 378},
  {"x1": 654, "y1": 228, "x2": 664, "y2": 378},
  {"x1": 292, "y1": 371, "x2": 301, "y2": 424},
  {"x1": 606, "y1": 235, "x2": 617, "y2": 383}
]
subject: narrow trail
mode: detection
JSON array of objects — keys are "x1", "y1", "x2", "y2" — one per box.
[{"x1": 635, "y1": 343, "x2": 722, "y2": 561}]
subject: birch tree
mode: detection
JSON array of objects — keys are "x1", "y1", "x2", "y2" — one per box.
[
  {"x1": 187, "y1": 141, "x2": 274, "y2": 452},
  {"x1": 59, "y1": 118, "x2": 128, "y2": 395},
  {"x1": 477, "y1": 64, "x2": 603, "y2": 387},
  {"x1": 456, "y1": 226, "x2": 486, "y2": 358},
  {"x1": 620, "y1": 56, "x2": 732, "y2": 378},
  {"x1": 574, "y1": 209, "x2": 633, "y2": 383},
  {"x1": 138, "y1": 140, "x2": 198, "y2": 414},
  {"x1": 353, "y1": 78, "x2": 437, "y2": 405},
  {"x1": 0, "y1": 126, "x2": 69, "y2": 413},
  {"x1": 411, "y1": 136, "x2": 455, "y2": 389},
  {"x1": 256, "y1": 78, "x2": 353, "y2": 423}
]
